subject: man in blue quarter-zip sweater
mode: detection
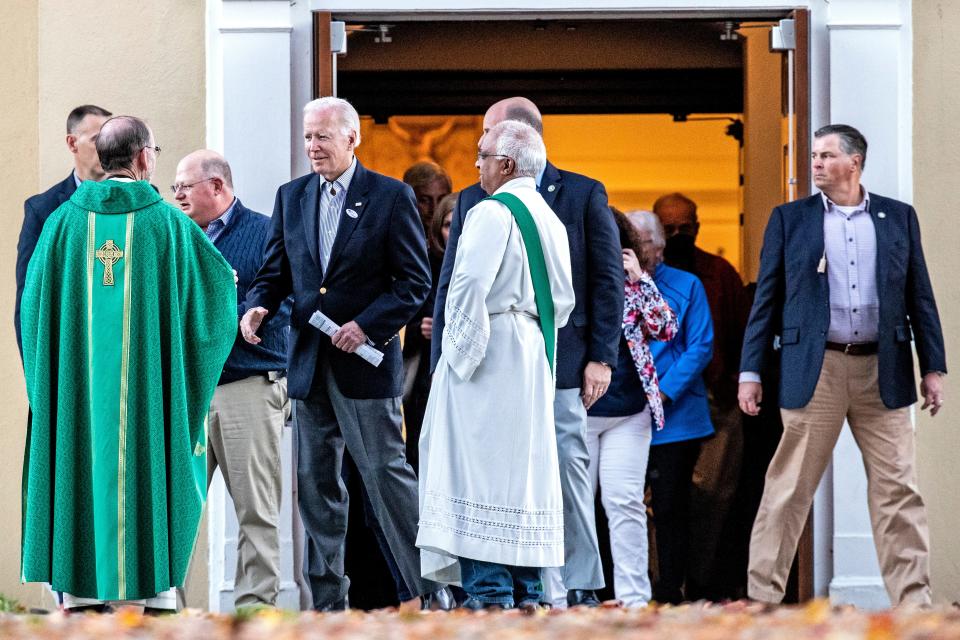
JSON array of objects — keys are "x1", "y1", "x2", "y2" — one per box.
[{"x1": 175, "y1": 150, "x2": 291, "y2": 609}]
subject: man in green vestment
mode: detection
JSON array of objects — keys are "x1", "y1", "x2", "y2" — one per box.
[{"x1": 20, "y1": 116, "x2": 237, "y2": 611}]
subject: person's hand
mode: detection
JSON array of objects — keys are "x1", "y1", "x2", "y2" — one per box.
[
  {"x1": 738, "y1": 381, "x2": 763, "y2": 416},
  {"x1": 920, "y1": 372, "x2": 945, "y2": 416},
  {"x1": 332, "y1": 320, "x2": 367, "y2": 353},
  {"x1": 241, "y1": 306, "x2": 269, "y2": 345},
  {"x1": 623, "y1": 248, "x2": 644, "y2": 283},
  {"x1": 581, "y1": 361, "x2": 612, "y2": 410},
  {"x1": 421, "y1": 317, "x2": 434, "y2": 340}
]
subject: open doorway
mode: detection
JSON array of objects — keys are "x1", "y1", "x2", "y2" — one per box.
[{"x1": 312, "y1": 10, "x2": 811, "y2": 606}]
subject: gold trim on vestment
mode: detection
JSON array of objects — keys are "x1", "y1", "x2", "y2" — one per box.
[
  {"x1": 86, "y1": 212, "x2": 96, "y2": 439},
  {"x1": 117, "y1": 213, "x2": 135, "y2": 599}
]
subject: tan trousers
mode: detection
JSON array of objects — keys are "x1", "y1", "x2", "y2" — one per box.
[
  {"x1": 208, "y1": 374, "x2": 291, "y2": 607},
  {"x1": 748, "y1": 351, "x2": 931, "y2": 606}
]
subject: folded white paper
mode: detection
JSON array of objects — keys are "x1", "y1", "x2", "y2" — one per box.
[{"x1": 309, "y1": 311, "x2": 384, "y2": 367}]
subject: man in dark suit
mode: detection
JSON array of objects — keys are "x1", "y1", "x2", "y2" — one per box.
[
  {"x1": 176, "y1": 150, "x2": 292, "y2": 609},
  {"x1": 15, "y1": 104, "x2": 112, "y2": 354},
  {"x1": 241, "y1": 97, "x2": 438, "y2": 612},
  {"x1": 739, "y1": 124, "x2": 946, "y2": 607},
  {"x1": 431, "y1": 97, "x2": 623, "y2": 608}
]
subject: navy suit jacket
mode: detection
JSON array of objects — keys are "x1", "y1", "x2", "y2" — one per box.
[
  {"x1": 740, "y1": 192, "x2": 946, "y2": 409},
  {"x1": 432, "y1": 163, "x2": 623, "y2": 389},
  {"x1": 246, "y1": 161, "x2": 431, "y2": 400},
  {"x1": 213, "y1": 199, "x2": 290, "y2": 385},
  {"x1": 15, "y1": 173, "x2": 77, "y2": 355}
]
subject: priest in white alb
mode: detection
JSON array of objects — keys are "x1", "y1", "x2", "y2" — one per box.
[{"x1": 416, "y1": 120, "x2": 575, "y2": 611}]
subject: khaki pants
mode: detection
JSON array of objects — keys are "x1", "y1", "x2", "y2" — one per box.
[
  {"x1": 208, "y1": 374, "x2": 290, "y2": 607},
  {"x1": 748, "y1": 351, "x2": 931, "y2": 606}
]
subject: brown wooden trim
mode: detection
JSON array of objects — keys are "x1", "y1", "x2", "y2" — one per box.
[
  {"x1": 313, "y1": 12, "x2": 332, "y2": 98},
  {"x1": 791, "y1": 5, "x2": 814, "y2": 604},
  {"x1": 794, "y1": 8, "x2": 811, "y2": 198}
]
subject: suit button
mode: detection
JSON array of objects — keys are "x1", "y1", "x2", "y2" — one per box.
[{"x1": 320, "y1": 287, "x2": 327, "y2": 294}]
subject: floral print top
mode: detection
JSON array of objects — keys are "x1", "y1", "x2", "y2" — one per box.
[{"x1": 622, "y1": 270, "x2": 678, "y2": 429}]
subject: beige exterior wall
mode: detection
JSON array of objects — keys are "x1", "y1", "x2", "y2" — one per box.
[
  {"x1": 913, "y1": 2, "x2": 960, "y2": 605},
  {"x1": 0, "y1": 0, "x2": 43, "y2": 609},
  {"x1": 0, "y1": 0, "x2": 205, "y2": 608}
]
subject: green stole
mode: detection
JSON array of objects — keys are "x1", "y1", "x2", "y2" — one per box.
[{"x1": 486, "y1": 192, "x2": 556, "y2": 372}]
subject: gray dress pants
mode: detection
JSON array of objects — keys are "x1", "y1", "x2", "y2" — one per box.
[{"x1": 295, "y1": 361, "x2": 431, "y2": 609}]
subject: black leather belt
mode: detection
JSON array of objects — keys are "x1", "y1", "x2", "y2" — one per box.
[{"x1": 825, "y1": 341, "x2": 878, "y2": 356}]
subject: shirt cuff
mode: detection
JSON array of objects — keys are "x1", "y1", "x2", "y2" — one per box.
[{"x1": 739, "y1": 371, "x2": 762, "y2": 384}]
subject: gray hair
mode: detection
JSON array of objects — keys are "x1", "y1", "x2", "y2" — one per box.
[
  {"x1": 304, "y1": 97, "x2": 362, "y2": 145},
  {"x1": 814, "y1": 123, "x2": 868, "y2": 170},
  {"x1": 489, "y1": 120, "x2": 546, "y2": 179},
  {"x1": 626, "y1": 209, "x2": 666, "y2": 250},
  {"x1": 96, "y1": 116, "x2": 151, "y2": 173},
  {"x1": 201, "y1": 155, "x2": 234, "y2": 190}
]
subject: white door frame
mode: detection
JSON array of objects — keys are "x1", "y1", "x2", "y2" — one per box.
[{"x1": 213, "y1": 0, "x2": 912, "y2": 609}]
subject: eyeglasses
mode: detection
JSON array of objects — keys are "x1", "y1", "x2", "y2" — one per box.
[
  {"x1": 170, "y1": 177, "x2": 216, "y2": 194},
  {"x1": 477, "y1": 151, "x2": 512, "y2": 163},
  {"x1": 143, "y1": 145, "x2": 162, "y2": 155}
]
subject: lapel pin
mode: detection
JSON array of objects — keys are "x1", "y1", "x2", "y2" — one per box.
[
  {"x1": 877, "y1": 211, "x2": 886, "y2": 219},
  {"x1": 354, "y1": 201, "x2": 363, "y2": 207},
  {"x1": 547, "y1": 184, "x2": 556, "y2": 193},
  {"x1": 346, "y1": 209, "x2": 359, "y2": 219}
]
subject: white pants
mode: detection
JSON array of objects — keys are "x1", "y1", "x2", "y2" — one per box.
[{"x1": 585, "y1": 411, "x2": 653, "y2": 607}]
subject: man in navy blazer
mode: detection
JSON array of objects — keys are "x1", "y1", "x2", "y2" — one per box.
[
  {"x1": 739, "y1": 124, "x2": 946, "y2": 607},
  {"x1": 432, "y1": 97, "x2": 623, "y2": 607},
  {"x1": 241, "y1": 98, "x2": 436, "y2": 612},
  {"x1": 15, "y1": 104, "x2": 112, "y2": 355}
]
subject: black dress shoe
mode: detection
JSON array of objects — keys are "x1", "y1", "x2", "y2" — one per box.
[
  {"x1": 422, "y1": 587, "x2": 455, "y2": 611},
  {"x1": 566, "y1": 589, "x2": 601, "y2": 608},
  {"x1": 460, "y1": 596, "x2": 509, "y2": 611},
  {"x1": 517, "y1": 600, "x2": 541, "y2": 614}
]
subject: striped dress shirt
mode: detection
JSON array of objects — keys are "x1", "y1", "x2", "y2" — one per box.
[{"x1": 318, "y1": 157, "x2": 357, "y2": 271}]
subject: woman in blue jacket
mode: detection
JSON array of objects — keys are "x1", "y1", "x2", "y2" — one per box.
[{"x1": 628, "y1": 211, "x2": 714, "y2": 605}]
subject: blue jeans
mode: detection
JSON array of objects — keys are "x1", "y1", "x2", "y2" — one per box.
[{"x1": 459, "y1": 557, "x2": 543, "y2": 606}]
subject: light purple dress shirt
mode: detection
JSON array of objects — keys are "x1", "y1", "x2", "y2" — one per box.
[
  {"x1": 739, "y1": 188, "x2": 879, "y2": 384},
  {"x1": 822, "y1": 191, "x2": 879, "y2": 343}
]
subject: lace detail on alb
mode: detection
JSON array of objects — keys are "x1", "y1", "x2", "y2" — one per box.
[
  {"x1": 420, "y1": 490, "x2": 563, "y2": 548},
  {"x1": 445, "y1": 304, "x2": 488, "y2": 367}
]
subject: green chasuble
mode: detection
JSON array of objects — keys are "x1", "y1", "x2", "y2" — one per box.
[{"x1": 20, "y1": 179, "x2": 237, "y2": 600}]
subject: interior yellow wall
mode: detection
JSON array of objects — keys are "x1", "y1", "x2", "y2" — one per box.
[
  {"x1": 913, "y1": 1, "x2": 960, "y2": 605},
  {"x1": 358, "y1": 114, "x2": 742, "y2": 270},
  {"x1": 741, "y1": 27, "x2": 784, "y2": 283},
  {"x1": 0, "y1": 0, "x2": 206, "y2": 609},
  {"x1": 545, "y1": 114, "x2": 742, "y2": 270}
]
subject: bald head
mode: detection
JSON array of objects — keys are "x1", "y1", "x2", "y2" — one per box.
[
  {"x1": 653, "y1": 192, "x2": 699, "y2": 239},
  {"x1": 178, "y1": 150, "x2": 234, "y2": 190},
  {"x1": 96, "y1": 115, "x2": 155, "y2": 178},
  {"x1": 174, "y1": 149, "x2": 235, "y2": 227},
  {"x1": 483, "y1": 97, "x2": 543, "y2": 134}
]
